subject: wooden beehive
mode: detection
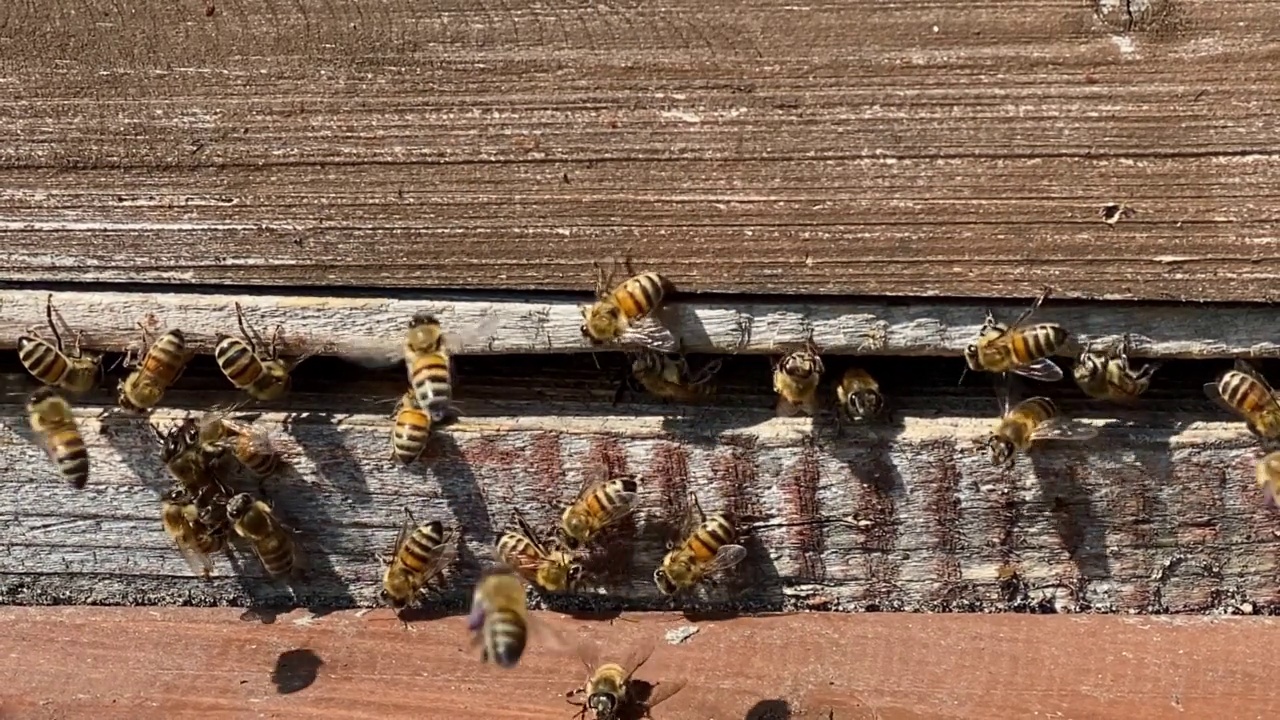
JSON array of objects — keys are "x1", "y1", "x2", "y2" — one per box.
[{"x1": 3, "y1": 1, "x2": 1279, "y2": 717}]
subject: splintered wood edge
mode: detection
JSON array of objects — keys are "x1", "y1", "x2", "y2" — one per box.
[
  {"x1": 0, "y1": 288, "x2": 1273, "y2": 358},
  {"x1": 1, "y1": 403, "x2": 1276, "y2": 614}
]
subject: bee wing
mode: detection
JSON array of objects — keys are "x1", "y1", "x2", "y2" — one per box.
[
  {"x1": 619, "y1": 637, "x2": 656, "y2": 679},
  {"x1": 640, "y1": 679, "x2": 688, "y2": 711},
  {"x1": 1011, "y1": 358, "x2": 1064, "y2": 383},
  {"x1": 577, "y1": 479, "x2": 640, "y2": 530},
  {"x1": 704, "y1": 543, "x2": 748, "y2": 575},
  {"x1": 439, "y1": 315, "x2": 503, "y2": 354},
  {"x1": 617, "y1": 319, "x2": 679, "y2": 353},
  {"x1": 1029, "y1": 418, "x2": 1099, "y2": 443},
  {"x1": 173, "y1": 538, "x2": 215, "y2": 579},
  {"x1": 688, "y1": 358, "x2": 724, "y2": 387},
  {"x1": 1233, "y1": 358, "x2": 1277, "y2": 392},
  {"x1": 332, "y1": 340, "x2": 404, "y2": 369},
  {"x1": 234, "y1": 425, "x2": 277, "y2": 455},
  {"x1": 526, "y1": 612, "x2": 573, "y2": 654},
  {"x1": 575, "y1": 638, "x2": 604, "y2": 674},
  {"x1": 388, "y1": 512, "x2": 415, "y2": 560}
]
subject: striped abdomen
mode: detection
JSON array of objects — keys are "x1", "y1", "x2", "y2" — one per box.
[
  {"x1": 214, "y1": 336, "x2": 265, "y2": 390},
  {"x1": 18, "y1": 337, "x2": 71, "y2": 387},
  {"x1": 254, "y1": 532, "x2": 295, "y2": 577},
  {"x1": 495, "y1": 532, "x2": 541, "y2": 578},
  {"x1": 1006, "y1": 324, "x2": 1068, "y2": 366},
  {"x1": 687, "y1": 514, "x2": 736, "y2": 563},
  {"x1": 482, "y1": 607, "x2": 528, "y2": 669},
  {"x1": 609, "y1": 272, "x2": 668, "y2": 322},
  {"x1": 47, "y1": 425, "x2": 89, "y2": 489},
  {"x1": 391, "y1": 391, "x2": 431, "y2": 464},
  {"x1": 234, "y1": 436, "x2": 279, "y2": 477},
  {"x1": 395, "y1": 522, "x2": 449, "y2": 577},
  {"x1": 408, "y1": 351, "x2": 452, "y2": 421},
  {"x1": 1217, "y1": 370, "x2": 1274, "y2": 418},
  {"x1": 583, "y1": 477, "x2": 638, "y2": 523},
  {"x1": 119, "y1": 330, "x2": 190, "y2": 410}
]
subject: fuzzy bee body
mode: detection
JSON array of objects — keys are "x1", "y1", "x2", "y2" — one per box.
[
  {"x1": 17, "y1": 296, "x2": 102, "y2": 394},
  {"x1": 496, "y1": 512, "x2": 583, "y2": 593},
  {"x1": 118, "y1": 329, "x2": 193, "y2": 413},
  {"x1": 390, "y1": 389, "x2": 432, "y2": 465},
  {"x1": 654, "y1": 494, "x2": 747, "y2": 596},
  {"x1": 380, "y1": 511, "x2": 456, "y2": 611},
  {"x1": 26, "y1": 387, "x2": 89, "y2": 488},
  {"x1": 985, "y1": 396, "x2": 1097, "y2": 467},
  {"x1": 773, "y1": 346, "x2": 824, "y2": 417},
  {"x1": 963, "y1": 290, "x2": 1067, "y2": 383},
  {"x1": 226, "y1": 493, "x2": 297, "y2": 578},
  {"x1": 1205, "y1": 359, "x2": 1280, "y2": 440},
  {"x1": 558, "y1": 476, "x2": 641, "y2": 551}
]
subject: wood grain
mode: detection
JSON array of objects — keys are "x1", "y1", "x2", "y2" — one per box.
[
  {"x1": 3, "y1": 361, "x2": 1277, "y2": 615},
  {"x1": 3, "y1": 288, "x2": 1280, "y2": 359},
  {"x1": 5, "y1": 608, "x2": 1280, "y2": 720},
  {"x1": 2, "y1": 1, "x2": 1280, "y2": 300}
]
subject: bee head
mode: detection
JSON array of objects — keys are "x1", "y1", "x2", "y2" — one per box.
[
  {"x1": 985, "y1": 435, "x2": 1015, "y2": 468},
  {"x1": 850, "y1": 390, "x2": 883, "y2": 420},
  {"x1": 963, "y1": 344, "x2": 983, "y2": 371},
  {"x1": 566, "y1": 562, "x2": 585, "y2": 585},
  {"x1": 653, "y1": 568, "x2": 678, "y2": 595},
  {"x1": 589, "y1": 692, "x2": 619, "y2": 715},
  {"x1": 225, "y1": 492, "x2": 254, "y2": 520}
]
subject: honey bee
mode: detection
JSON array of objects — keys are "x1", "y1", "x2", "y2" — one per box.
[
  {"x1": 654, "y1": 493, "x2": 748, "y2": 596},
  {"x1": 155, "y1": 418, "x2": 230, "y2": 496},
  {"x1": 196, "y1": 409, "x2": 280, "y2": 477},
  {"x1": 629, "y1": 350, "x2": 722, "y2": 402},
  {"x1": 963, "y1": 289, "x2": 1068, "y2": 383},
  {"x1": 1072, "y1": 334, "x2": 1161, "y2": 402},
  {"x1": 160, "y1": 486, "x2": 227, "y2": 579},
  {"x1": 496, "y1": 511, "x2": 584, "y2": 593},
  {"x1": 985, "y1": 396, "x2": 1097, "y2": 468},
  {"x1": 390, "y1": 389, "x2": 432, "y2": 465},
  {"x1": 117, "y1": 327, "x2": 194, "y2": 413},
  {"x1": 379, "y1": 509, "x2": 458, "y2": 612},
  {"x1": 568, "y1": 639, "x2": 685, "y2": 720},
  {"x1": 26, "y1": 387, "x2": 89, "y2": 488},
  {"x1": 226, "y1": 492, "x2": 298, "y2": 578},
  {"x1": 17, "y1": 294, "x2": 102, "y2": 394},
  {"x1": 580, "y1": 261, "x2": 678, "y2": 350},
  {"x1": 1205, "y1": 359, "x2": 1280, "y2": 440},
  {"x1": 403, "y1": 314, "x2": 455, "y2": 423},
  {"x1": 558, "y1": 475, "x2": 641, "y2": 551},
  {"x1": 468, "y1": 566, "x2": 534, "y2": 669},
  {"x1": 214, "y1": 302, "x2": 308, "y2": 402},
  {"x1": 1256, "y1": 451, "x2": 1280, "y2": 508},
  {"x1": 773, "y1": 343, "x2": 824, "y2": 417},
  {"x1": 836, "y1": 367, "x2": 885, "y2": 423}
]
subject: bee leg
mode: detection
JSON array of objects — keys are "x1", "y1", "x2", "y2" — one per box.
[
  {"x1": 591, "y1": 260, "x2": 608, "y2": 297},
  {"x1": 44, "y1": 293, "x2": 66, "y2": 352},
  {"x1": 232, "y1": 301, "x2": 258, "y2": 353},
  {"x1": 268, "y1": 324, "x2": 284, "y2": 361}
]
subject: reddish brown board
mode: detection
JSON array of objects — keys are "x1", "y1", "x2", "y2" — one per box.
[
  {"x1": 1, "y1": 1, "x2": 1279, "y2": 300},
  {"x1": 2, "y1": 608, "x2": 1279, "y2": 720}
]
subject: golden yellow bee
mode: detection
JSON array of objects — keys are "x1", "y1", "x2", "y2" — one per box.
[
  {"x1": 1205, "y1": 359, "x2": 1280, "y2": 440},
  {"x1": 1256, "y1": 451, "x2": 1280, "y2": 508},
  {"x1": 580, "y1": 262, "x2": 677, "y2": 350},
  {"x1": 1072, "y1": 334, "x2": 1160, "y2": 403},
  {"x1": 836, "y1": 367, "x2": 884, "y2": 423},
  {"x1": 963, "y1": 289, "x2": 1068, "y2": 383},
  {"x1": 654, "y1": 493, "x2": 747, "y2": 596},
  {"x1": 772, "y1": 343, "x2": 824, "y2": 417},
  {"x1": 402, "y1": 314, "x2": 456, "y2": 423},
  {"x1": 568, "y1": 639, "x2": 686, "y2": 720},
  {"x1": 117, "y1": 328, "x2": 194, "y2": 413},
  {"x1": 160, "y1": 486, "x2": 227, "y2": 579},
  {"x1": 196, "y1": 409, "x2": 280, "y2": 478},
  {"x1": 379, "y1": 509, "x2": 457, "y2": 612},
  {"x1": 155, "y1": 418, "x2": 232, "y2": 499},
  {"x1": 558, "y1": 475, "x2": 640, "y2": 551},
  {"x1": 226, "y1": 493, "x2": 298, "y2": 578},
  {"x1": 26, "y1": 387, "x2": 89, "y2": 488},
  {"x1": 985, "y1": 396, "x2": 1097, "y2": 468},
  {"x1": 629, "y1": 351, "x2": 722, "y2": 402},
  {"x1": 468, "y1": 566, "x2": 533, "y2": 669},
  {"x1": 214, "y1": 302, "x2": 308, "y2": 402},
  {"x1": 496, "y1": 511, "x2": 584, "y2": 593},
  {"x1": 390, "y1": 389, "x2": 432, "y2": 465},
  {"x1": 17, "y1": 294, "x2": 102, "y2": 394}
]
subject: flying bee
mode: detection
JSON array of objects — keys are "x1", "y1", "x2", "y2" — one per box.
[
  {"x1": 628, "y1": 350, "x2": 722, "y2": 403},
  {"x1": 379, "y1": 509, "x2": 458, "y2": 613},
  {"x1": 985, "y1": 396, "x2": 1098, "y2": 468},
  {"x1": 469, "y1": 566, "x2": 559, "y2": 669},
  {"x1": 1204, "y1": 359, "x2": 1280, "y2": 440},
  {"x1": 836, "y1": 367, "x2": 885, "y2": 423},
  {"x1": 117, "y1": 327, "x2": 194, "y2": 413},
  {"x1": 772, "y1": 342, "x2": 824, "y2": 417},
  {"x1": 496, "y1": 511, "x2": 584, "y2": 593},
  {"x1": 654, "y1": 493, "x2": 748, "y2": 596},
  {"x1": 17, "y1": 294, "x2": 103, "y2": 395},
  {"x1": 26, "y1": 387, "x2": 89, "y2": 488},
  {"x1": 226, "y1": 493, "x2": 298, "y2": 578},
  {"x1": 963, "y1": 288, "x2": 1068, "y2": 383},
  {"x1": 568, "y1": 639, "x2": 686, "y2": 720},
  {"x1": 160, "y1": 486, "x2": 227, "y2": 579},
  {"x1": 1256, "y1": 451, "x2": 1280, "y2": 508},
  {"x1": 195, "y1": 409, "x2": 280, "y2": 478},
  {"x1": 580, "y1": 261, "x2": 678, "y2": 350},
  {"x1": 558, "y1": 475, "x2": 641, "y2": 551},
  {"x1": 1072, "y1": 334, "x2": 1161, "y2": 403},
  {"x1": 390, "y1": 389, "x2": 432, "y2": 465},
  {"x1": 214, "y1": 302, "x2": 310, "y2": 402}
]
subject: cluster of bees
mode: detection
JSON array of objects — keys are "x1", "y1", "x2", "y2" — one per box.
[{"x1": 14, "y1": 265, "x2": 1280, "y2": 713}]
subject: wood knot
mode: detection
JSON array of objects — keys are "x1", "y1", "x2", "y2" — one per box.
[{"x1": 1093, "y1": 0, "x2": 1177, "y2": 33}]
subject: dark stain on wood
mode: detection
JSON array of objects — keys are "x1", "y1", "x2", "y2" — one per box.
[
  {"x1": 646, "y1": 441, "x2": 692, "y2": 542},
  {"x1": 994, "y1": 467, "x2": 1024, "y2": 567},
  {"x1": 921, "y1": 439, "x2": 964, "y2": 596},
  {"x1": 783, "y1": 439, "x2": 826, "y2": 581},
  {"x1": 1110, "y1": 452, "x2": 1169, "y2": 609},
  {"x1": 526, "y1": 431, "x2": 566, "y2": 500},
  {"x1": 845, "y1": 438, "x2": 902, "y2": 601},
  {"x1": 1037, "y1": 449, "x2": 1110, "y2": 584},
  {"x1": 587, "y1": 435, "x2": 631, "y2": 483},
  {"x1": 712, "y1": 434, "x2": 762, "y2": 523}
]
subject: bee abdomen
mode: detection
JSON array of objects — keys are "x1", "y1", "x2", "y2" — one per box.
[
  {"x1": 18, "y1": 337, "x2": 68, "y2": 385},
  {"x1": 145, "y1": 331, "x2": 189, "y2": 381},
  {"x1": 1220, "y1": 371, "x2": 1267, "y2": 412},
  {"x1": 1011, "y1": 324, "x2": 1067, "y2": 362},
  {"x1": 257, "y1": 537, "x2": 295, "y2": 576},
  {"x1": 484, "y1": 608, "x2": 528, "y2": 668},
  {"x1": 391, "y1": 411, "x2": 431, "y2": 464},
  {"x1": 239, "y1": 450, "x2": 279, "y2": 477},
  {"x1": 1019, "y1": 397, "x2": 1058, "y2": 423},
  {"x1": 612, "y1": 272, "x2": 668, "y2": 320},
  {"x1": 401, "y1": 528, "x2": 445, "y2": 572},
  {"x1": 53, "y1": 430, "x2": 89, "y2": 488},
  {"x1": 214, "y1": 337, "x2": 263, "y2": 388}
]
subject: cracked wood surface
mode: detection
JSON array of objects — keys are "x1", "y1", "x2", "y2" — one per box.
[
  {"x1": 4, "y1": 608, "x2": 1280, "y2": 720},
  {"x1": 2, "y1": 1, "x2": 1280, "y2": 300},
  {"x1": 1, "y1": 288, "x2": 1278, "y2": 359}
]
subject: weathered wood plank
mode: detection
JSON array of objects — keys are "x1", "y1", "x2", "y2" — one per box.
[
  {"x1": 2, "y1": 391, "x2": 1277, "y2": 615},
  {"x1": 6, "y1": 609, "x2": 1279, "y2": 720},
  {"x1": 2, "y1": 288, "x2": 1279, "y2": 359},
  {"x1": 3, "y1": 1, "x2": 1280, "y2": 300}
]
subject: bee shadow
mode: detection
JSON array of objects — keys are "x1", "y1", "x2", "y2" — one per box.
[
  {"x1": 271, "y1": 648, "x2": 324, "y2": 694},
  {"x1": 286, "y1": 412, "x2": 372, "y2": 506},
  {"x1": 1029, "y1": 445, "x2": 1112, "y2": 587},
  {"x1": 411, "y1": 432, "x2": 494, "y2": 595},
  {"x1": 743, "y1": 699, "x2": 793, "y2": 720}
]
